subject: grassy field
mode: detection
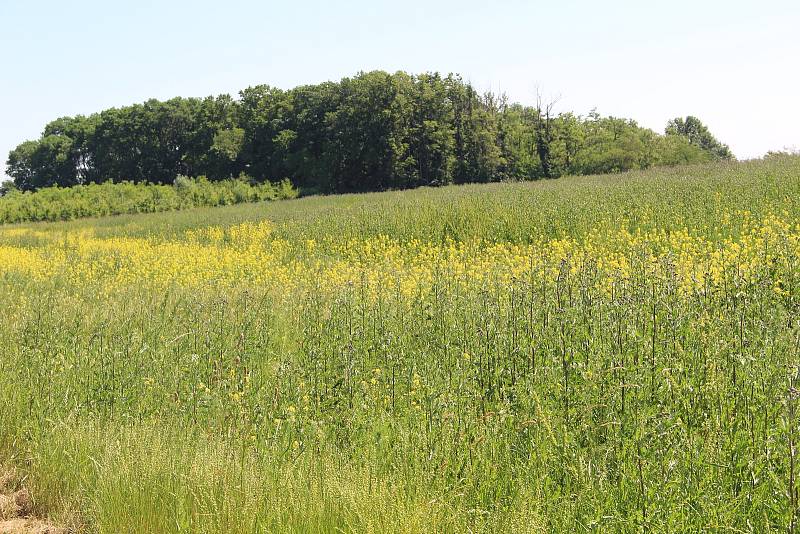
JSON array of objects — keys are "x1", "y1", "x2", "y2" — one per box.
[{"x1": 2, "y1": 156, "x2": 800, "y2": 532}]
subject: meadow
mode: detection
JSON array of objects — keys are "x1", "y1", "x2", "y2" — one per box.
[{"x1": 2, "y1": 155, "x2": 800, "y2": 532}]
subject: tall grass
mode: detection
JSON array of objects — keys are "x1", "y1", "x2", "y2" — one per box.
[{"x1": 1, "y1": 155, "x2": 800, "y2": 532}]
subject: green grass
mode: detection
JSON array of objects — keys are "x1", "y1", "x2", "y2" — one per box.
[
  {"x1": 2, "y1": 155, "x2": 800, "y2": 532},
  {"x1": 14, "y1": 157, "x2": 798, "y2": 243}
]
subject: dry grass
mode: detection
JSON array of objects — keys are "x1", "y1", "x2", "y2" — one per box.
[{"x1": 0, "y1": 468, "x2": 64, "y2": 534}]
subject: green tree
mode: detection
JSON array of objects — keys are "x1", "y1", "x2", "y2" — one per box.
[
  {"x1": 497, "y1": 103, "x2": 538, "y2": 180},
  {"x1": 665, "y1": 116, "x2": 733, "y2": 161},
  {"x1": 7, "y1": 71, "x2": 740, "y2": 195},
  {"x1": 653, "y1": 133, "x2": 710, "y2": 166},
  {"x1": 209, "y1": 127, "x2": 245, "y2": 178},
  {"x1": 6, "y1": 140, "x2": 39, "y2": 190}
]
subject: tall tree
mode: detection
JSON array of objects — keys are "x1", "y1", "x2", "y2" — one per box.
[
  {"x1": 6, "y1": 140, "x2": 39, "y2": 191},
  {"x1": 665, "y1": 116, "x2": 733, "y2": 161},
  {"x1": 533, "y1": 92, "x2": 557, "y2": 178}
]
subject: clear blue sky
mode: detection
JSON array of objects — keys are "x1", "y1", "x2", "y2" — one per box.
[{"x1": 1, "y1": 0, "x2": 798, "y2": 180}]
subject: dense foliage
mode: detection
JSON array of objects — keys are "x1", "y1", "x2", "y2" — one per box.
[
  {"x1": 1, "y1": 156, "x2": 800, "y2": 533},
  {"x1": 0, "y1": 176, "x2": 296, "y2": 224},
  {"x1": 6, "y1": 71, "x2": 732, "y2": 193}
]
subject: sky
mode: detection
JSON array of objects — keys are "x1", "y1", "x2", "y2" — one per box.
[{"x1": 1, "y1": 0, "x2": 798, "y2": 180}]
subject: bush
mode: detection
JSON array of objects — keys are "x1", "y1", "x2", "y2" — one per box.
[{"x1": 0, "y1": 176, "x2": 298, "y2": 224}]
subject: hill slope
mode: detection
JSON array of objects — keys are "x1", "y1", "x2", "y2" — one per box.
[{"x1": 1, "y1": 155, "x2": 800, "y2": 532}]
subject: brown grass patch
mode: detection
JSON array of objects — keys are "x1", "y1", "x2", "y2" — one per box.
[{"x1": 0, "y1": 468, "x2": 65, "y2": 534}]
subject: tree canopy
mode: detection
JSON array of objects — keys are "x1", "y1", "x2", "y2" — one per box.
[
  {"x1": 6, "y1": 71, "x2": 733, "y2": 193},
  {"x1": 665, "y1": 116, "x2": 733, "y2": 161}
]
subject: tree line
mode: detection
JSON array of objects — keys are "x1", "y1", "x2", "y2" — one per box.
[{"x1": 6, "y1": 71, "x2": 733, "y2": 193}]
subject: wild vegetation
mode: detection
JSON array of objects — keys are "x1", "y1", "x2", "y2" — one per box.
[
  {"x1": 0, "y1": 176, "x2": 296, "y2": 224},
  {"x1": 0, "y1": 155, "x2": 798, "y2": 532},
  {"x1": 6, "y1": 71, "x2": 731, "y2": 195}
]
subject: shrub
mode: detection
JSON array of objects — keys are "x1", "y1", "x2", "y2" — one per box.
[{"x1": 0, "y1": 177, "x2": 298, "y2": 224}]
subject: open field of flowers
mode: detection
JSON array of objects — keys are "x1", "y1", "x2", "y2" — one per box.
[{"x1": 2, "y1": 156, "x2": 800, "y2": 532}]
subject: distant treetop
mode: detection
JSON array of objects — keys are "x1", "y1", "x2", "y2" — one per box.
[{"x1": 665, "y1": 116, "x2": 733, "y2": 162}]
